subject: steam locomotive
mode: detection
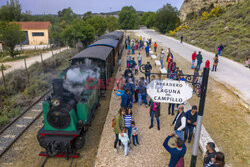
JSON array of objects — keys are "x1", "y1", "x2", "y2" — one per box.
[{"x1": 37, "y1": 31, "x2": 124, "y2": 159}]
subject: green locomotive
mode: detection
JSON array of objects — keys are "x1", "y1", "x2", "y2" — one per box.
[{"x1": 37, "y1": 65, "x2": 100, "y2": 158}]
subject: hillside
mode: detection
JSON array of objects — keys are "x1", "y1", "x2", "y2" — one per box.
[
  {"x1": 179, "y1": 0, "x2": 244, "y2": 20},
  {"x1": 173, "y1": 0, "x2": 250, "y2": 63}
]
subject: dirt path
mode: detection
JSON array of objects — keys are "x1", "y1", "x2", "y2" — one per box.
[
  {"x1": 133, "y1": 29, "x2": 250, "y2": 105},
  {"x1": 0, "y1": 47, "x2": 68, "y2": 79}
]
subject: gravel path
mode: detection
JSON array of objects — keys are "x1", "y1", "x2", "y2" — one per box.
[
  {"x1": 0, "y1": 47, "x2": 68, "y2": 78},
  {"x1": 132, "y1": 29, "x2": 250, "y2": 105},
  {"x1": 94, "y1": 34, "x2": 203, "y2": 167}
]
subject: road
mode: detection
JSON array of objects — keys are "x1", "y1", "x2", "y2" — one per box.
[
  {"x1": 0, "y1": 47, "x2": 68, "y2": 78},
  {"x1": 133, "y1": 29, "x2": 250, "y2": 105}
]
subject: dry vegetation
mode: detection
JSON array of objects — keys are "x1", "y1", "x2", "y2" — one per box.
[
  {"x1": 172, "y1": 0, "x2": 250, "y2": 63},
  {"x1": 0, "y1": 48, "x2": 77, "y2": 126}
]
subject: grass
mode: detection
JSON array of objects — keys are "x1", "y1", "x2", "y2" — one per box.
[
  {"x1": 0, "y1": 48, "x2": 59, "y2": 63},
  {"x1": 170, "y1": 0, "x2": 250, "y2": 63},
  {"x1": 0, "y1": 48, "x2": 77, "y2": 127}
]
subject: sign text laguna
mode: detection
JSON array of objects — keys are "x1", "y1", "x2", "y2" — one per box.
[{"x1": 147, "y1": 79, "x2": 193, "y2": 103}]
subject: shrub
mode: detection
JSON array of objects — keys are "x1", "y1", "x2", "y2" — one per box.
[
  {"x1": 210, "y1": 6, "x2": 223, "y2": 17},
  {"x1": 201, "y1": 11, "x2": 210, "y2": 20}
]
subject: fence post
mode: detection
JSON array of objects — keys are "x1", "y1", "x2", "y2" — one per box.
[
  {"x1": 40, "y1": 52, "x2": 45, "y2": 73},
  {"x1": 1, "y1": 64, "x2": 7, "y2": 93},
  {"x1": 24, "y1": 58, "x2": 30, "y2": 84}
]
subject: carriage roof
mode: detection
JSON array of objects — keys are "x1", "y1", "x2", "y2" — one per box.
[
  {"x1": 70, "y1": 45, "x2": 113, "y2": 61},
  {"x1": 88, "y1": 39, "x2": 119, "y2": 48},
  {"x1": 99, "y1": 31, "x2": 123, "y2": 40}
]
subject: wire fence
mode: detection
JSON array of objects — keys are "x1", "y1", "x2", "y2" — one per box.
[{"x1": 0, "y1": 46, "x2": 71, "y2": 94}]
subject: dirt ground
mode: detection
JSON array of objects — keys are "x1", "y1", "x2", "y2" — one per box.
[
  {"x1": 94, "y1": 32, "x2": 203, "y2": 167},
  {"x1": 169, "y1": 44, "x2": 250, "y2": 167}
]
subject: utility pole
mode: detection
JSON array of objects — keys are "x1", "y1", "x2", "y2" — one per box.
[{"x1": 190, "y1": 67, "x2": 210, "y2": 167}]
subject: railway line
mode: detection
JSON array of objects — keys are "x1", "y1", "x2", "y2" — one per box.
[{"x1": 0, "y1": 89, "x2": 51, "y2": 158}]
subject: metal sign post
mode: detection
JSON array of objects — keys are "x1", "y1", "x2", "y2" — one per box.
[{"x1": 190, "y1": 67, "x2": 209, "y2": 167}]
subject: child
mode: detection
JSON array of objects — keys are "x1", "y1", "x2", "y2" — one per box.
[
  {"x1": 119, "y1": 128, "x2": 130, "y2": 156},
  {"x1": 131, "y1": 121, "x2": 139, "y2": 146},
  {"x1": 135, "y1": 64, "x2": 138, "y2": 75}
]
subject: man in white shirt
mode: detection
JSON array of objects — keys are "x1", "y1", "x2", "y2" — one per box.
[
  {"x1": 137, "y1": 52, "x2": 142, "y2": 67},
  {"x1": 172, "y1": 105, "x2": 186, "y2": 140}
]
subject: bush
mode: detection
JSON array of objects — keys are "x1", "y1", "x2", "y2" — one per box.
[
  {"x1": 210, "y1": 6, "x2": 223, "y2": 17},
  {"x1": 201, "y1": 11, "x2": 210, "y2": 20}
]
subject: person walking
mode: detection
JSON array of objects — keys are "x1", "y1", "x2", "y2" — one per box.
[
  {"x1": 137, "y1": 52, "x2": 142, "y2": 67},
  {"x1": 145, "y1": 45, "x2": 150, "y2": 57},
  {"x1": 149, "y1": 99, "x2": 161, "y2": 130},
  {"x1": 205, "y1": 152, "x2": 225, "y2": 167},
  {"x1": 204, "y1": 142, "x2": 216, "y2": 167},
  {"x1": 160, "y1": 49, "x2": 165, "y2": 69},
  {"x1": 126, "y1": 52, "x2": 131, "y2": 68},
  {"x1": 191, "y1": 51, "x2": 197, "y2": 69},
  {"x1": 196, "y1": 51, "x2": 203, "y2": 71},
  {"x1": 113, "y1": 108, "x2": 125, "y2": 153},
  {"x1": 145, "y1": 61, "x2": 152, "y2": 83},
  {"x1": 184, "y1": 105, "x2": 198, "y2": 143},
  {"x1": 163, "y1": 131, "x2": 187, "y2": 167},
  {"x1": 217, "y1": 43, "x2": 224, "y2": 56},
  {"x1": 120, "y1": 89, "x2": 130, "y2": 109},
  {"x1": 125, "y1": 78, "x2": 135, "y2": 108},
  {"x1": 131, "y1": 121, "x2": 140, "y2": 146},
  {"x1": 168, "y1": 103, "x2": 175, "y2": 115},
  {"x1": 123, "y1": 67, "x2": 132, "y2": 83},
  {"x1": 180, "y1": 35, "x2": 183, "y2": 44},
  {"x1": 153, "y1": 42, "x2": 158, "y2": 53},
  {"x1": 212, "y1": 54, "x2": 219, "y2": 72},
  {"x1": 137, "y1": 80, "x2": 148, "y2": 107},
  {"x1": 131, "y1": 44, "x2": 135, "y2": 55},
  {"x1": 124, "y1": 109, "x2": 133, "y2": 142},
  {"x1": 119, "y1": 128, "x2": 130, "y2": 156},
  {"x1": 172, "y1": 105, "x2": 186, "y2": 139}
]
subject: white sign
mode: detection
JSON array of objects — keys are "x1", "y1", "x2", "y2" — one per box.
[{"x1": 147, "y1": 79, "x2": 193, "y2": 103}]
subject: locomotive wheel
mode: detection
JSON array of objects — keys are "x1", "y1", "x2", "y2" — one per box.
[
  {"x1": 74, "y1": 136, "x2": 85, "y2": 150},
  {"x1": 37, "y1": 134, "x2": 47, "y2": 148}
]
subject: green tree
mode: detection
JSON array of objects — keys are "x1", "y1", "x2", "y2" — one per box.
[
  {"x1": 58, "y1": 7, "x2": 77, "y2": 24},
  {"x1": 61, "y1": 20, "x2": 95, "y2": 47},
  {"x1": 142, "y1": 12, "x2": 156, "y2": 28},
  {"x1": 0, "y1": 0, "x2": 21, "y2": 21},
  {"x1": 82, "y1": 11, "x2": 93, "y2": 21},
  {"x1": 105, "y1": 15, "x2": 119, "y2": 32},
  {"x1": 86, "y1": 16, "x2": 107, "y2": 36},
  {"x1": 119, "y1": 6, "x2": 139, "y2": 29},
  {"x1": 0, "y1": 22, "x2": 25, "y2": 57},
  {"x1": 155, "y1": 4, "x2": 180, "y2": 33}
]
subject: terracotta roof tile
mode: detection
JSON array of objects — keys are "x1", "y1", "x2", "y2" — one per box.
[{"x1": 10, "y1": 22, "x2": 51, "y2": 30}]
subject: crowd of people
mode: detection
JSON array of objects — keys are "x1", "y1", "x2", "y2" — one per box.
[{"x1": 112, "y1": 35, "x2": 225, "y2": 167}]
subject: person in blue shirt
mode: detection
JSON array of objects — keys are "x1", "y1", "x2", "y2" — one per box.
[
  {"x1": 163, "y1": 131, "x2": 187, "y2": 167},
  {"x1": 125, "y1": 78, "x2": 135, "y2": 108},
  {"x1": 145, "y1": 45, "x2": 150, "y2": 57},
  {"x1": 120, "y1": 89, "x2": 130, "y2": 109},
  {"x1": 184, "y1": 105, "x2": 198, "y2": 143}
]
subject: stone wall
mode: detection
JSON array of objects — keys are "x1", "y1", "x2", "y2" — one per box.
[{"x1": 179, "y1": 0, "x2": 244, "y2": 20}]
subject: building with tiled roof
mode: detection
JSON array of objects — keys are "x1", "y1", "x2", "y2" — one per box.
[{"x1": 10, "y1": 22, "x2": 51, "y2": 45}]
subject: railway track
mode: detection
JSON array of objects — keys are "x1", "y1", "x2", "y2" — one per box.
[{"x1": 0, "y1": 89, "x2": 52, "y2": 158}]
